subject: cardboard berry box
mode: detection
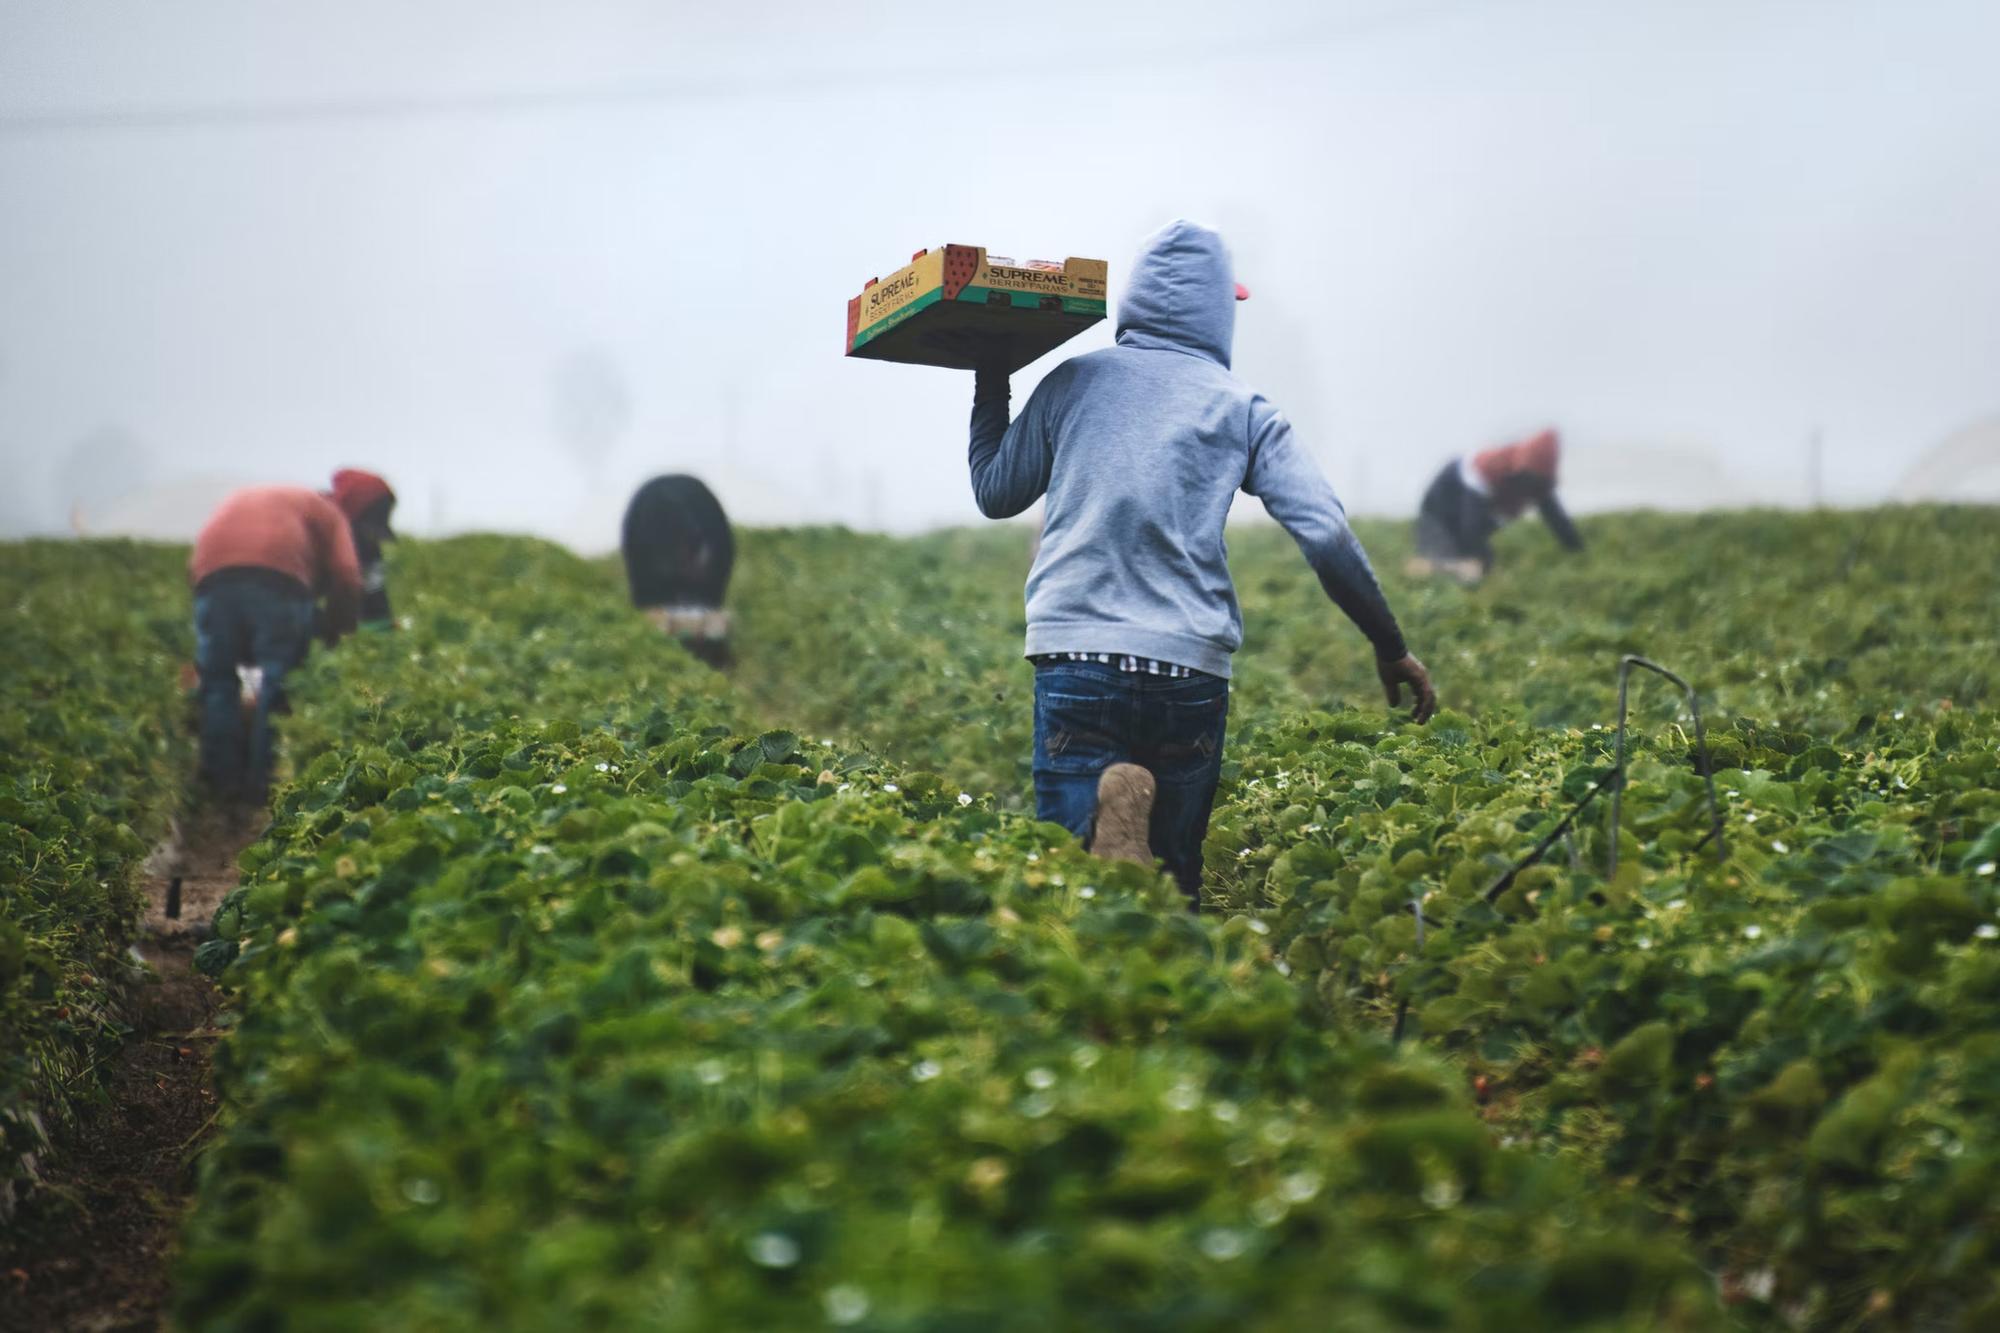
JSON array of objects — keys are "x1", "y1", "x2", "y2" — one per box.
[{"x1": 845, "y1": 245, "x2": 1108, "y2": 372}]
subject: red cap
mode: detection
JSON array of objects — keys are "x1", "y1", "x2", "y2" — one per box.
[
  {"x1": 1471, "y1": 430, "x2": 1561, "y2": 490},
  {"x1": 1234, "y1": 283, "x2": 1251, "y2": 301},
  {"x1": 328, "y1": 468, "x2": 395, "y2": 521}
]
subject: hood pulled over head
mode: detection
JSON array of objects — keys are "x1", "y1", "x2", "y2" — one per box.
[{"x1": 1115, "y1": 219, "x2": 1237, "y2": 367}]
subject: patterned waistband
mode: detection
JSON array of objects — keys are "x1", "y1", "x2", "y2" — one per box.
[
  {"x1": 1030, "y1": 651, "x2": 1200, "y2": 679},
  {"x1": 645, "y1": 606, "x2": 731, "y2": 640}
]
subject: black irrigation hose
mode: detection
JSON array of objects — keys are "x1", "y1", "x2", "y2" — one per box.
[
  {"x1": 1391, "y1": 769, "x2": 1614, "y2": 1045},
  {"x1": 1482, "y1": 768, "x2": 1621, "y2": 905},
  {"x1": 1609, "y1": 654, "x2": 1728, "y2": 876},
  {"x1": 1389, "y1": 654, "x2": 1728, "y2": 1047}
]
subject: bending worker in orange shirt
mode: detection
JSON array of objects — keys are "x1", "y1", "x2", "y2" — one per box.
[
  {"x1": 1410, "y1": 429, "x2": 1583, "y2": 584},
  {"x1": 188, "y1": 482, "x2": 363, "y2": 801}
]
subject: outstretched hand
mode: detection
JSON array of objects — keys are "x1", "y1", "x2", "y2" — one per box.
[{"x1": 1378, "y1": 653, "x2": 1437, "y2": 723}]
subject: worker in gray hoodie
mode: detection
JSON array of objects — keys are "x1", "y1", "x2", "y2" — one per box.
[{"x1": 967, "y1": 219, "x2": 1435, "y2": 906}]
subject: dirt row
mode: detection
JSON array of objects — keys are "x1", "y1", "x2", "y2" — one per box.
[{"x1": 0, "y1": 807, "x2": 255, "y2": 1333}]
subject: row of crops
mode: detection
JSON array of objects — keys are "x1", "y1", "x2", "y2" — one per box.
[
  {"x1": 726, "y1": 509, "x2": 2000, "y2": 797},
  {"x1": 724, "y1": 508, "x2": 2000, "y2": 1327},
  {"x1": 1, "y1": 541, "x2": 193, "y2": 1211},
  {"x1": 4, "y1": 507, "x2": 1996, "y2": 1328},
  {"x1": 179, "y1": 536, "x2": 1716, "y2": 1329}
]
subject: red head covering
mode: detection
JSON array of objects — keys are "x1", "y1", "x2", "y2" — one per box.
[
  {"x1": 1471, "y1": 429, "x2": 1560, "y2": 491},
  {"x1": 327, "y1": 469, "x2": 395, "y2": 521}
]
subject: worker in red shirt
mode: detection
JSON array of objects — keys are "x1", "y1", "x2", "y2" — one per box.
[
  {"x1": 327, "y1": 468, "x2": 398, "y2": 629},
  {"x1": 1410, "y1": 429, "x2": 1583, "y2": 583},
  {"x1": 188, "y1": 484, "x2": 363, "y2": 801}
]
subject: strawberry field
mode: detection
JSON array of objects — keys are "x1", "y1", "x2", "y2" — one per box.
[
  {"x1": 728, "y1": 508, "x2": 2000, "y2": 1327},
  {"x1": 2, "y1": 541, "x2": 193, "y2": 1207},
  {"x1": 6, "y1": 507, "x2": 1998, "y2": 1329}
]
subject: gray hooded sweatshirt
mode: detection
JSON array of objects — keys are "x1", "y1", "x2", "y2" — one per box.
[{"x1": 968, "y1": 219, "x2": 1404, "y2": 678}]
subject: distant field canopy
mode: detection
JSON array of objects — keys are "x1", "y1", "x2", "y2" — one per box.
[{"x1": 34, "y1": 418, "x2": 2000, "y2": 553}]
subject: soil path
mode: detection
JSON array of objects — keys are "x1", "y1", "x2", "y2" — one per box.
[{"x1": 0, "y1": 806, "x2": 257, "y2": 1332}]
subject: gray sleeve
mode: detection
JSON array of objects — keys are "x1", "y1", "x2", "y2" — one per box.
[
  {"x1": 967, "y1": 365, "x2": 1060, "y2": 519},
  {"x1": 1242, "y1": 397, "x2": 1407, "y2": 660}
]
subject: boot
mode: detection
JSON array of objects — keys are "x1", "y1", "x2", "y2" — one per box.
[{"x1": 1092, "y1": 763, "x2": 1156, "y2": 867}]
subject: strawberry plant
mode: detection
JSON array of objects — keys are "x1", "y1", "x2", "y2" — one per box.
[{"x1": 1208, "y1": 706, "x2": 2000, "y2": 1327}]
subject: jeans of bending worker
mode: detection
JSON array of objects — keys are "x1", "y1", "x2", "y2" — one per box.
[
  {"x1": 194, "y1": 569, "x2": 316, "y2": 802},
  {"x1": 1031, "y1": 659, "x2": 1229, "y2": 905}
]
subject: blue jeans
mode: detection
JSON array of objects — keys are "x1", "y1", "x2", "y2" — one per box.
[
  {"x1": 1032, "y1": 660, "x2": 1229, "y2": 905},
  {"x1": 194, "y1": 571, "x2": 316, "y2": 800}
]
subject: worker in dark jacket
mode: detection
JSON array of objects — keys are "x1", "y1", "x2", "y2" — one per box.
[
  {"x1": 621, "y1": 474, "x2": 735, "y2": 666},
  {"x1": 1411, "y1": 429, "x2": 1582, "y2": 583},
  {"x1": 327, "y1": 468, "x2": 397, "y2": 627},
  {"x1": 189, "y1": 485, "x2": 362, "y2": 801}
]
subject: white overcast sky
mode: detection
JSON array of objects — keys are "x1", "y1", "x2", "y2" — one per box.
[{"x1": 2, "y1": 0, "x2": 1997, "y2": 544}]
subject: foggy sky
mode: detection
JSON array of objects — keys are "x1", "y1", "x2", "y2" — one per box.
[{"x1": 3, "y1": 0, "x2": 1998, "y2": 547}]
